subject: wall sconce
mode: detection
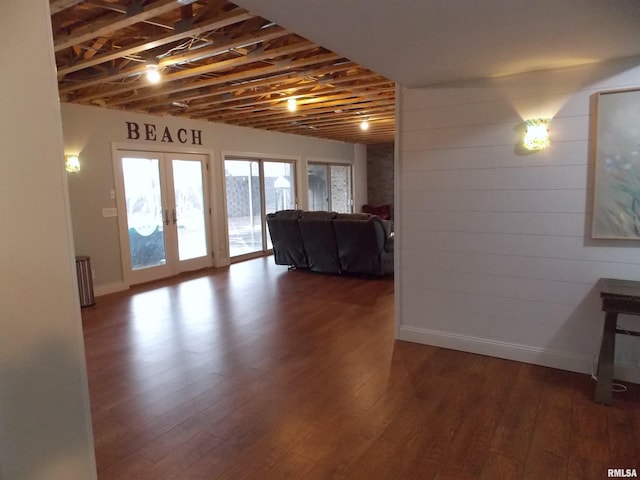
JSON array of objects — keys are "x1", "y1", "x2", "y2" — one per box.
[
  {"x1": 523, "y1": 118, "x2": 550, "y2": 151},
  {"x1": 65, "y1": 154, "x2": 80, "y2": 173}
]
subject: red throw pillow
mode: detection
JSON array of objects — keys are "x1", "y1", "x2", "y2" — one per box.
[{"x1": 362, "y1": 204, "x2": 391, "y2": 220}]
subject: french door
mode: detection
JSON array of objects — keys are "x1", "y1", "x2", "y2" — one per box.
[
  {"x1": 224, "y1": 157, "x2": 296, "y2": 259},
  {"x1": 114, "y1": 150, "x2": 211, "y2": 285}
]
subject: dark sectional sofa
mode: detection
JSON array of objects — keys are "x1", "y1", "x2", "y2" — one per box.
[{"x1": 266, "y1": 210, "x2": 394, "y2": 276}]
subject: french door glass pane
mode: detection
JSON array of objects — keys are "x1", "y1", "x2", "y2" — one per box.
[
  {"x1": 121, "y1": 157, "x2": 167, "y2": 270},
  {"x1": 307, "y1": 164, "x2": 329, "y2": 211},
  {"x1": 172, "y1": 159, "x2": 207, "y2": 261},
  {"x1": 225, "y1": 160, "x2": 263, "y2": 257},
  {"x1": 330, "y1": 165, "x2": 352, "y2": 213}
]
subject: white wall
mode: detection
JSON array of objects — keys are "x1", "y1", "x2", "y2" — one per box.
[
  {"x1": 61, "y1": 103, "x2": 357, "y2": 292},
  {"x1": 0, "y1": 2, "x2": 97, "y2": 479},
  {"x1": 397, "y1": 56, "x2": 640, "y2": 383}
]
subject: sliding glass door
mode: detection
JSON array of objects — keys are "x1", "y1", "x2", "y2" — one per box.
[
  {"x1": 307, "y1": 162, "x2": 353, "y2": 213},
  {"x1": 115, "y1": 150, "x2": 211, "y2": 285},
  {"x1": 225, "y1": 157, "x2": 296, "y2": 259}
]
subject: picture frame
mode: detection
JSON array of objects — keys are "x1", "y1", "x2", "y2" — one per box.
[{"x1": 592, "y1": 87, "x2": 640, "y2": 239}]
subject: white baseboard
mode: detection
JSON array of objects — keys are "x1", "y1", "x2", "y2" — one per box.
[
  {"x1": 398, "y1": 325, "x2": 640, "y2": 385},
  {"x1": 94, "y1": 282, "x2": 128, "y2": 297},
  {"x1": 398, "y1": 325, "x2": 594, "y2": 375}
]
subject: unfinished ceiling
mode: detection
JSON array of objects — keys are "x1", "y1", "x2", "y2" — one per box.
[{"x1": 50, "y1": 0, "x2": 395, "y2": 144}]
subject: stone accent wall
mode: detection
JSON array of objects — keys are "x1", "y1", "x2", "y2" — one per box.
[{"x1": 367, "y1": 143, "x2": 394, "y2": 217}]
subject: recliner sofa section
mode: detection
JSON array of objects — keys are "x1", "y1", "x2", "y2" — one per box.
[
  {"x1": 266, "y1": 210, "x2": 393, "y2": 276},
  {"x1": 265, "y1": 209, "x2": 307, "y2": 269},
  {"x1": 298, "y1": 211, "x2": 341, "y2": 274}
]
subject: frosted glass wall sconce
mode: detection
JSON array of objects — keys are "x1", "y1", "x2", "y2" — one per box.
[
  {"x1": 65, "y1": 154, "x2": 80, "y2": 172},
  {"x1": 523, "y1": 118, "x2": 550, "y2": 151}
]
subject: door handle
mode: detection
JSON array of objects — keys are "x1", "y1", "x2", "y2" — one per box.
[
  {"x1": 164, "y1": 209, "x2": 170, "y2": 226},
  {"x1": 172, "y1": 209, "x2": 177, "y2": 225}
]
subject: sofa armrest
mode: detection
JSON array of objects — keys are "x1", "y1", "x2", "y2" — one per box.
[{"x1": 384, "y1": 232, "x2": 394, "y2": 253}]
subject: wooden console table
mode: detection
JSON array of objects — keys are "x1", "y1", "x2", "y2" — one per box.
[{"x1": 595, "y1": 278, "x2": 640, "y2": 405}]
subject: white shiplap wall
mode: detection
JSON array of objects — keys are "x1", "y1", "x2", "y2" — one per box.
[{"x1": 397, "y1": 57, "x2": 640, "y2": 383}]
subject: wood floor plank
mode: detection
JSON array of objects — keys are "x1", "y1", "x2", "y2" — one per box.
[
  {"x1": 96, "y1": 453, "x2": 155, "y2": 480},
  {"x1": 489, "y1": 363, "x2": 545, "y2": 462},
  {"x1": 478, "y1": 454, "x2": 523, "y2": 480},
  {"x1": 566, "y1": 455, "x2": 607, "y2": 480},
  {"x1": 81, "y1": 257, "x2": 640, "y2": 479}
]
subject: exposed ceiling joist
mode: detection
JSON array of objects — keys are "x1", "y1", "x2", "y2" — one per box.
[
  {"x1": 50, "y1": 0, "x2": 85, "y2": 15},
  {"x1": 179, "y1": 78, "x2": 393, "y2": 116},
  {"x1": 51, "y1": 0, "x2": 395, "y2": 144},
  {"x1": 101, "y1": 52, "x2": 342, "y2": 107},
  {"x1": 57, "y1": 8, "x2": 256, "y2": 76},
  {"x1": 133, "y1": 62, "x2": 360, "y2": 110},
  {"x1": 59, "y1": 24, "x2": 288, "y2": 92},
  {"x1": 83, "y1": 40, "x2": 320, "y2": 106},
  {"x1": 55, "y1": 0, "x2": 182, "y2": 52}
]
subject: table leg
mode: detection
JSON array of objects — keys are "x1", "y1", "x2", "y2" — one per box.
[{"x1": 595, "y1": 311, "x2": 617, "y2": 405}]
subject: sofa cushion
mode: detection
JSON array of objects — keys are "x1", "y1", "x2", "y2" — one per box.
[
  {"x1": 298, "y1": 211, "x2": 340, "y2": 273},
  {"x1": 336, "y1": 212, "x2": 372, "y2": 221}
]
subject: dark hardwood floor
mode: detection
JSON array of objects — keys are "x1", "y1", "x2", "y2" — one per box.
[{"x1": 82, "y1": 257, "x2": 640, "y2": 479}]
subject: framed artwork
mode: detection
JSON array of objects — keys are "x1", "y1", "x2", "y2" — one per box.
[{"x1": 592, "y1": 88, "x2": 640, "y2": 239}]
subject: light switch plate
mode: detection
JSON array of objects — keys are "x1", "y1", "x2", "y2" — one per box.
[{"x1": 102, "y1": 207, "x2": 118, "y2": 218}]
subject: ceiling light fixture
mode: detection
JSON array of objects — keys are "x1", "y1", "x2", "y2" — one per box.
[
  {"x1": 287, "y1": 98, "x2": 297, "y2": 112},
  {"x1": 523, "y1": 118, "x2": 550, "y2": 151},
  {"x1": 360, "y1": 119, "x2": 369, "y2": 131},
  {"x1": 145, "y1": 64, "x2": 161, "y2": 84}
]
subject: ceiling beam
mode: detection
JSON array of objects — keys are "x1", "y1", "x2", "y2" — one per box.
[
  {"x1": 187, "y1": 73, "x2": 391, "y2": 108},
  {"x1": 54, "y1": 0, "x2": 198, "y2": 52},
  {"x1": 187, "y1": 81, "x2": 394, "y2": 118},
  {"x1": 57, "y1": 8, "x2": 256, "y2": 76},
  {"x1": 91, "y1": 40, "x2": 317, "y2": 106},
  {"x1": 84, "y1": 1, "x2": 175, "y2": 30},
  {"x1": 214, "y1": 102, "x2": 395, "y2": 133},
  {"x1": 50, "y1": 0, "x2": 85, "y2": 15},
  {"x1": 230, "y1": 99, "x2": 395, "y2": 128},
  {"x1": 87, "y1": 51, "x2": 341, "y2": 107},
  {"x1": 130, "y1": 62, "x2": 360, "y2": 110},
  {"x1": 276, "y1": 111, "x2": 396, "y2": 131},
  {"x1": 59, "y1": 25, "x2": 288, "y2": 93}
]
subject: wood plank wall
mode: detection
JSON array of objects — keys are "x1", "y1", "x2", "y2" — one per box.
[{"x1": 396, "y1": 56, "x2": 640, "y2": 382}]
